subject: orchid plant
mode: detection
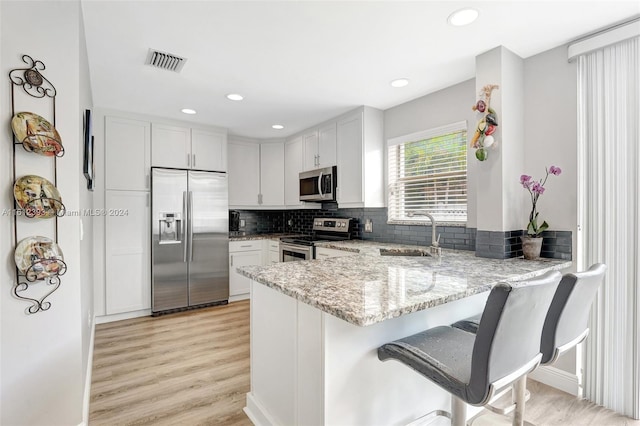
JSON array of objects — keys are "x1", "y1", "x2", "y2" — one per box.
[{"x1": 520, "y1": 166, "x2": 562, "y2": 237}]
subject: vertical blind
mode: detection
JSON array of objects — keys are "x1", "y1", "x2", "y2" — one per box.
[
  {"x1": 388, "y1": 121, "x2": 467, "y2": 223},
  {"x1": 578, "y1": 35, "x2": 640, "y2": 419}
]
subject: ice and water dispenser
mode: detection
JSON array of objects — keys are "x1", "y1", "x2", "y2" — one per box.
[{"x1": 158, "y1": 212, "x2": 182, "y2": 244}]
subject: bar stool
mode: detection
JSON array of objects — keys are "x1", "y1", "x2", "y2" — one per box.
[
  {"x1": 378, "y1": 270, "x2": 562, "y2": 426},
  {"x1": 451, "y1": 263, "x2": 607, "y2": 422}
]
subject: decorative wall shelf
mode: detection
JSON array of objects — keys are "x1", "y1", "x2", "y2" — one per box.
[{"x1": 9, "y1": 54, "x2": 67, "y2": 314}]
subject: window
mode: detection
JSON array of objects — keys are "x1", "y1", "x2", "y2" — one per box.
[{"x1": 387, "y1": 121, "x2": 467, "y2": 224}]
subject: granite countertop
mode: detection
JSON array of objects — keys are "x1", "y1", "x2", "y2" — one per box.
[
  {"x1": 238, "y1": 241, "x2": 571, "y2": 327},
  {"x1": 229, "y1": 233, "x2": 304, "y2": 242}
]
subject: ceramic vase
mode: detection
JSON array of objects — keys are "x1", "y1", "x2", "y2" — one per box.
[{"x1": 521, "y1": 236, "x2": 543, "y2": 260}]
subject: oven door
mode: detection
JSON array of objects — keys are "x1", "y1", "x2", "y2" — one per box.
[{"x1": 280, "y1": 243, "x2": 313, "y2": 262}]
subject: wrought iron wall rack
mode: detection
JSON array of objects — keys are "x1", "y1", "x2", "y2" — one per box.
[{"x1": 9, "y1": 55, "x2": 67, "y2": 314}]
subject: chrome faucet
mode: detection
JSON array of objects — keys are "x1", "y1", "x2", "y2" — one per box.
[{"x1": 407, "y1": 211, "x2": 442, "y2": 256}]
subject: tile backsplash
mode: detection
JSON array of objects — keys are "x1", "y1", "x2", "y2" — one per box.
[{"x1": 233, "y1": 207, "x2": 571, "y2": 260}]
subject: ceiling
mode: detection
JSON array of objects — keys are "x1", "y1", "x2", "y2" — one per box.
[{"x1": 81, "y1": 1, "x2": 639, "y2": 139}]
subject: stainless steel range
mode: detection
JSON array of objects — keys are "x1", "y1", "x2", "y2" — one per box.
[{"x1": 280, "y1": 218, "x2": 352, "y2": 262}]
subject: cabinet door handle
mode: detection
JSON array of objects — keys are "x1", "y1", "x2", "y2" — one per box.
[
  {"x1": 240, "y1": 244, "x2": 252, "y2": 248},
  {"x1": 230, "y1": 255, "x2": 234, "y2": 267},
  {"x1": 193, "y1": 154, "x2": 196, "y2": 168},
  {"x1": 146, "y1": 174, "x2": 150, "y2": 189},
  {"x1": 187, "y1": 153, "x2": 191, "y2": 167}
]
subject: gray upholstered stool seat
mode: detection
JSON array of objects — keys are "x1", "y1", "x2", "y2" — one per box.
[
  {"x1": 378, "y1": 326, "x2": 476, "y2": 403},
  {"x1": 451, "y1": 313, "x2": 482, "y2": 334},
  {"x1": 378, "y1": 271, "x2": 562, "y2": 426}
]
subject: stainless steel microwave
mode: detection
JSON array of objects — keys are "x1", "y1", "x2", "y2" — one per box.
[{"x1": 299, "y1": 166, "x2": 337, "y2": 202}]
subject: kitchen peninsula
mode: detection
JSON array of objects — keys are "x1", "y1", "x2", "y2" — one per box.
[{"x1": 239, "y1": 242, "x2": 571, "y2": 426}]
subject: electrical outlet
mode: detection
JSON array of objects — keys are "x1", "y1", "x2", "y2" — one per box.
[{"x1": 364, "y1": 218, "x2": 373, "y2": 233}]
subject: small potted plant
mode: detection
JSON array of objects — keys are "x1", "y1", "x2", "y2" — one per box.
[{"x1": 520, "y1": 165, "x2": 562, "y2": 259}]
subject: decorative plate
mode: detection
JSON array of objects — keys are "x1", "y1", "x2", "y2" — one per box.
[
  {"x1": 14, "y1": 175, "x2": 63, "y2": 219},
  {"x1": 11, "y1": 112, "x2": 64, "y2": 157},
  {"x1": 15, "y1": 236, "x2": 65, "y2": 281}
]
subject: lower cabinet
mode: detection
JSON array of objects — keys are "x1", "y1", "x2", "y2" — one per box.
[
  {"x1": 105, "y1": 190, "x2": 150, "y2": 314},
  {"x1": 315, "y1": 247, "x2": 356, "y2": 259},
  {"x1": 229, "y1": 240, "x2": 264, "y2": 298},
  {"x1": 229, "y1": 239, "x2": 282, "y2": 300},
  {"x1": 267, "y1": 240, "x2": 280, "y2": 264}
]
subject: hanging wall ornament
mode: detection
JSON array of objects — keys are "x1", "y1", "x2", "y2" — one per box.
[{"x1": 470, "y1": 84, "x2": 499, "y2": 161}]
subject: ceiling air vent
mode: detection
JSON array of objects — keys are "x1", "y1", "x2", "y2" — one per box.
[{"x1": 145, "y1": 49, "x2": 187, "y2": 73}]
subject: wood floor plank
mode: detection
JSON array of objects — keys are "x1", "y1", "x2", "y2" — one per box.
[
  {"x1": 90, "y1": 299, "x2": 638, "y2": 426},
  {"x1": 90, "y1": 301, "x2": 251, "y2": 426}
]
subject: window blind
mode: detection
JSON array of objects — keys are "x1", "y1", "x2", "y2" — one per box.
[{"x1": 388, "y1": 122, "x2": 467, "y2": 224}]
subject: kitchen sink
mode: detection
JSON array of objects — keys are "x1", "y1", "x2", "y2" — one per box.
[{"x1": 379, "y1": 248, "x2": 432, "y2": 257}]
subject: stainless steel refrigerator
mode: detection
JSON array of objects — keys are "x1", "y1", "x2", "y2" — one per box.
[{"x1": 151, "y1": 168, "x2": 229, "y2": 313}]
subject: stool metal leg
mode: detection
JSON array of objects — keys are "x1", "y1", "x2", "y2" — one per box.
[
  {"x1": 512, "y1": 376, "x2": 527, "y2": 426},
  {"x1": 451, "y1": 395, "x2": 467, "y2": 426}
]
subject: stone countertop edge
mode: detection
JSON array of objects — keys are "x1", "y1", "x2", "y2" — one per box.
[
  {"x1": 229, "y1": 233, "x2": 304, "y2": 242},
  {"x1": 238, "y1": 242, "x2": 572, "y2": 327}
]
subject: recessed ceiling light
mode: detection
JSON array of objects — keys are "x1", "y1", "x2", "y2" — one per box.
[
  {"x1": 447, "y1": 8, "x2": 479, "y2": 26},
  {"x1": 272, "y1": 124, "x2": 284, "y2": 130},
  {"x1": 226, "y1": 93, "x2": 244, "y2": 101},
  {"x1": 390, "y1": 78, "x2": 409, "y2": 88},
  {"x1": 181, "y1": 108, "x2": 196, "y2": 115}
]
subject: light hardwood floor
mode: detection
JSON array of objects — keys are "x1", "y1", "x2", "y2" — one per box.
[{"x1": 90, "y1": 300, "x2": 639, "y2": 426}]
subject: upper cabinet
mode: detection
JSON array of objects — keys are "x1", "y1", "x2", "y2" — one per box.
[
  {"x1": 228, "y1": 139, "x2": 260, "y2": 207},
  {"x1": 151, "y1": 124, "x2": 190, "y2": 169},
  {"x1": 336, "y1": 107, "x2": 384, "y2": 208},
  {"x1": 228, "y1": 139, "x2": 286, "y2": 209},
  {"x1": 284, "y1": 136, "x2": 304, "y2": 207},
  {"x1": 152, "y1": 124, "x2": 227, "y2": 171},
  {"x1": 105, "y1": 116, "x2": 151, "y2": 191},
  {"x1": 303, "y1": 123, "x2": 337, "y2": 171},
  {"x1": 260, "y1": 142, "x2": 285, "y2": 207},
  {"x1": 191, "y1": 129, "x2": 227, "y2": 172}
]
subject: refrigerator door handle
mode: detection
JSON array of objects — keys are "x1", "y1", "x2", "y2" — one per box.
[
  {"x1": 188, "y1": 191, "x2": 194, "y2": 261},
  {"x1": 183, "y1": 191, "x2": 188, "y2": 263}
]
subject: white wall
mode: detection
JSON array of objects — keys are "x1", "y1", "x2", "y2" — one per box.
[
  {"x1": 383, "y1": 79, "x2": 477, "y2": 226},
  {"x1": 79, "y1": 1, "x2": 95, "y2": 410},
  {"x1": 1, "y1": 1, "x2": 88, "y2": 424},
  {"x1": 524, "y1": 44, "x2": 578, "y2": 374},
  {"x1": 524, "y1": 45, "x2": 577, "y2": 260}
]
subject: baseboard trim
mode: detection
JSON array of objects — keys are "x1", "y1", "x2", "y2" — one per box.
[
  {"x1": 79, "y1": 314, "x2": 96, "y2": 426},
  {"x1": 96, "y1": 309, "x2": 151, "y2": 324},
  {"x1": 229, "y1": 294, "x2": 250, "y2": 303},
  {"x1": 245, "y1": 393, "x2": 278, "y2": 426},
  {"x1": 529, "y1": 365, "x2": 579, "y2": 396}
]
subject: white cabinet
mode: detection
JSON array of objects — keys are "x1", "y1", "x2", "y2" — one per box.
[
  {"x1": 105, "y1": 190, "x2": 150, "y2": 314},
  {"x1": 303, "y1": 123, "x2": 337, "y2": 171},
  {"x1": 303, "y1": 130, "x2": 319, "y2": 171},
  {"x1": 267, "y1": 240, "x2": 280, "y2": 264},
  {"x1": 191, "y1": 129, "x2": 227, "y2": 171},
  {"x1": 285, "y1": 136, "x2": 304, "y2": 207},
  {"x1": 152, "y1": 124, "x2": 227, "y2": 171},
  {"x1": 105, "y1": 116, "x2": 151, "y2": 191},
  {"x1": 151, "y1": 123, "x2": 191, "y2": 169},
  {"x1": 315, "y1": 247, "x2": 356, "y2": 259},
  {"x1": 228, "y1": 140, "x2": 286, "y2": 209},
  {"x1": 228, "y1": 140, "x2": 261, "y2": 207},
  {"x1": 336, "y1": 107, "x2": 384, "y2": 208},
  {"x1": 318, "y1": 122, "x2": 337, "y2": 168},
  {"x1": 260, "y1": 142, "x2": 285, "y2": 207},
  {"x1": 229, "y1": 240, "x2": 264, "y2": 299}
]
